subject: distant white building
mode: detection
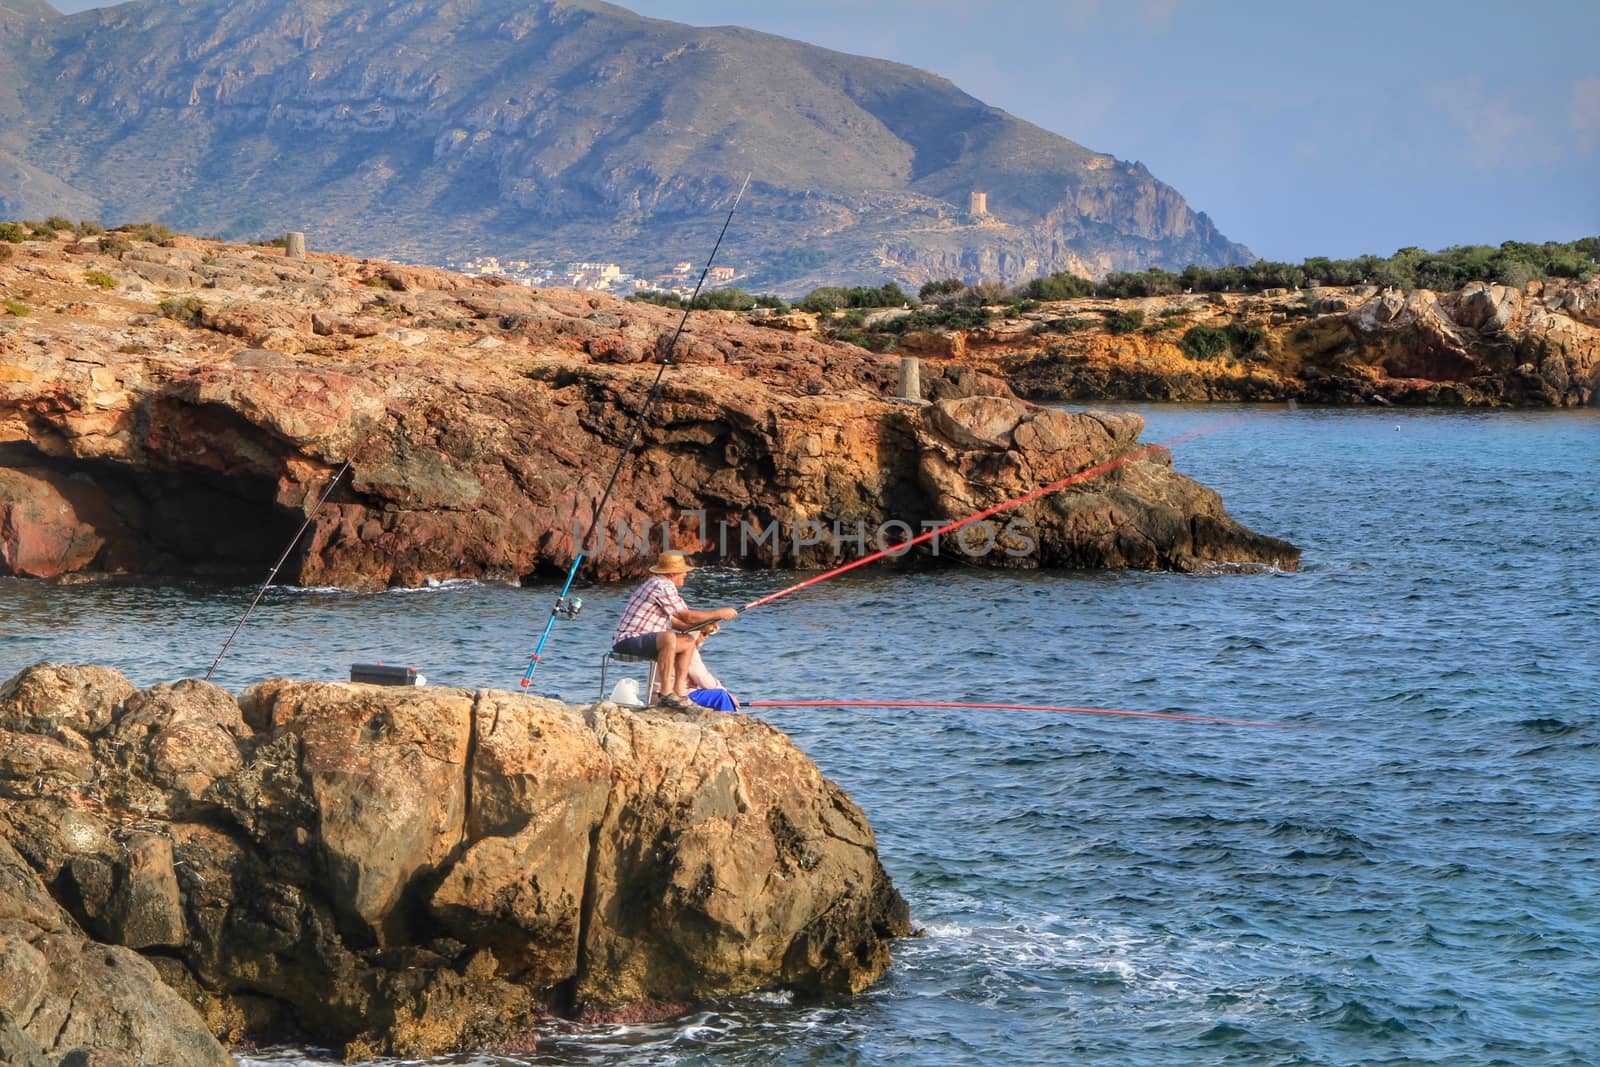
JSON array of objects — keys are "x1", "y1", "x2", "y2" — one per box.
[{"x1": 566, "y1": 261, "x2": 622, "y2": 283}]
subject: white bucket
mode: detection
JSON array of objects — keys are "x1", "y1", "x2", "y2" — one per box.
[{"x1": 609, "y1": 678, "x2": 644, "y2": 707}]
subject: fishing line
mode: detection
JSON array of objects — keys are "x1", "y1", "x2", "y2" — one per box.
[
  {"x1": 742, "y1": 407, "x2": 1277, "y2": 612},
  {"x1": 203, "y1": 387, "x2": 418, "y2": 682},
  {"x1": 519, "y1": 172, "x2": 753, "y2": 690},
  {"x1": 746, "y1": 699, "x2": 1313, "y2": 730}
]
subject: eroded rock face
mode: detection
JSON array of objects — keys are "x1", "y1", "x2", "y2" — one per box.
[
  {"x1": 0, "y1": 467, "x2": 106, "y2": 580},
  {"x1": 0, "y1": 234, "x2": 1297, "y2": 585},
  {"x1": 969, "y1": 280, "x2": 1600, "y2": 408},
  {"x1": 0, "y1": 662, "x2": 912, "y2": 1058},
  {"x1": 0, "y1": 836, "x2": 233, "y2": 1067}
]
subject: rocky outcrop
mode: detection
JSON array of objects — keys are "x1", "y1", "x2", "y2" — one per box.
[
  {"x1": 0, "y1": 662, "x2": 912, "y2": 1058},
  {"x1": 0, "y1": 232, "x2": 1297, "y2": 584},
  {"x1": 917, "y1": 280, "x2": 1600, "y2": 407},
  {"x1": 0, "y1": 827, "x2": 232, "y2": 1067}
]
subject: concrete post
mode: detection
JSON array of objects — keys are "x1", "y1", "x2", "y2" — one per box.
[
  {"x1": 285, "y1": 232, "x2": 306, "y2": 258},
  {"x1": 898, "y1": 356, "x2": 921, "y2": 401}
]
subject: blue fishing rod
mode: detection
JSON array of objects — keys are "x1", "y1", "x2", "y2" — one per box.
[{"x1": 519, "y1": 172, "x2": 752, "y2": 691}]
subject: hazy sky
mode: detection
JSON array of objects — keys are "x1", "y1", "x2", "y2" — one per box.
[{"x1": 45, "y1": 0, "x2": 1600, "y2": 262}]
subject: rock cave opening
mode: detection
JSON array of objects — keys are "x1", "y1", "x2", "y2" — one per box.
[{"x1": 0, "y1": 442, "x2": 310, "y2": 581}]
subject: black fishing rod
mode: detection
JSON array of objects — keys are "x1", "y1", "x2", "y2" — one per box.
[
  {"x1": 519, "y1": 171, "x2": 753, "y2": 690},
  {"x1": 203, "y1": 395, "x2": 407, "y2": 682}
]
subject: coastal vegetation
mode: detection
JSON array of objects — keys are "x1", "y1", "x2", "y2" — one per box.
[
  {"x1": 630, "y1": 237, "x2": 1599, "y2": 346},
  {"x1": 1008, "y1": 238, "x2": 1598, "y2": 301},
  {"x1": 628, "y1": 287, "x2": 790, "y2": 313}
]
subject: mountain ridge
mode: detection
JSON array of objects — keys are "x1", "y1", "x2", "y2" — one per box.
[{"x1": 0, "y1": 0, "x2": 1252, "y2": 292}]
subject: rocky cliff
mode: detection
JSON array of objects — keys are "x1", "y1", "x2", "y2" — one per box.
[
  {"x1": 0, "y1": 661, "x2": 912, "y2": 1059},
  {"x1": 0, "y1": 0, "x2": 1250, "y2": 291},
  {"x1": 884, "y1": 280, "x2": 1600, "y2": 407},
  {"x1": 0, "y1": 227, "x2": 1298, "y2": 585}
]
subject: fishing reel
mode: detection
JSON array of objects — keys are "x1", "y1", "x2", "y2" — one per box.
[{"x1": 556, "y1": 596, "x2": 583, "y2": 621}]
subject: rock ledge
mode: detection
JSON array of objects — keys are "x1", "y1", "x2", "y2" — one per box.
[{"x1": 0, "y1": 663, "x2": 910, "y2": 1060}]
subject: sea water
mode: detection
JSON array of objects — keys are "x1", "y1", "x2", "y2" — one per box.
[{"x1": 3, "y1": 405, "x2": 1597, "y2": 1065}]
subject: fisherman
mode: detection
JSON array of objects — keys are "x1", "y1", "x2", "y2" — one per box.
[{"x1": 611, "y1": 551, "x2": 738, "y2": 709}]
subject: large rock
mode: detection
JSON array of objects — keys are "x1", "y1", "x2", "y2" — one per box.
[
  {"x1": 983, "y1": 281, "x2": 1600, "y2": 408},
  {"x1": 0, "y1": 468, "x2": 106, "y2": 580},
  {"x1": 0, "y1": 233, "x2": 1297, "y2": 586},
  {"x1": 0, "y1": 663, "x2": 135, "y2": 737},
  {"x1": 100, "y1": 679, "x2": 251, "y2": 815},
  {"x1": 0, "y1": 837, "x2": 233, "y2": 1067},
  {"x1": 0, "y1": 666, "x2": 911, "y2": 1058},
  {"x1": 918, "y1": 398, "x2": 1298, "y2": 571}
]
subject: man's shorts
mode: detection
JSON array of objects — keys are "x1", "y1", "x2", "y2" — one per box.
[{"x1": 612, "y1": 632, "x2": 666, "y2": 658}]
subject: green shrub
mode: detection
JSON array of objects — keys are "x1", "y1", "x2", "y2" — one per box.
[
  {"x1": 628, "y1": 290, "x2": 685, "y2": 308},
  {"x1": 44, "y1": 215, "x2": 74, "y2": 233},
  {"x1": 891, "y1": 304, "x2": 992, "y2": 333},
  {"x1": 1018, "y1": 271, "x2": 1095, "y2": 301},
  {"x1": 1100, "y1": 269, "x2": 1183, "y2": 297},
  {"x1": 115, "y1": 221, "x2": 175, "y2": 243},
  {"x1": 4, "y1": 299, "x2": 29, "y2": 316},
  {"x1": 83, "y1": 270, "x2": 117, "y2": 290},
  {"x1": 838, "y1": 282, "x2": 913, "y2": 309},
  {"x1": 961, "y1": 281, "x2": 1009, "y2": 307},
  {"x1": 832, "y1": 328, "x2": 892, "y2": 352},
  {"x1": 1181, "y1": 325, "x2": 1229, "y2": 360},
  {"x1": 158, "y1": 296, "x2": 204, "y2": 325},
  {"x1": 363, "y1": 275, "x2": 403, "y2": 291},
  {"x1": 0, "y1": 221, "x2": 28, "y2": 243},
  {"x1": 797, "y1": 287, "x2": 844, "y2": 313},
  {"x1": 1102, "y1": 309, "x2": 1145, "y2": 335},
  {"x1": 1158, "y1": 306, "x2": 1189, "y2": 318},
  {"x1": 919, "y1": 277, "x2": 967, "y2": 303},
  {"x1": 1226, "y1": 322, "x2": 1267, "y2": 355},
  {"x1": 73, "y1": 220, "x2": 105, "y2": 237},
  {"x1": 691, "y1": 287, "x2": 757, "y2": 311}
]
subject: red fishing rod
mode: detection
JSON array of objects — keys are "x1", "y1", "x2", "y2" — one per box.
[
  {"x1": 746, "y1": 699, "x2": 1314, "y2": 731},
  {"x1": 724, "y1": 410, "x2": 1300, "y2": 731},
  {"x1": 742, "y1": 408, "x2": 1274, "y2": 612}
]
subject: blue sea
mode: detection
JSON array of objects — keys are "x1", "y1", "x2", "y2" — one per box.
[{"x1": 4, "y1": 405, "x2": 1597, "y2": 1066}]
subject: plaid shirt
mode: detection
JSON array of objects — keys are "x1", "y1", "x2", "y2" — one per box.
[{"x1": 612, "y1": 576, "x2": 689, "y2": 644}]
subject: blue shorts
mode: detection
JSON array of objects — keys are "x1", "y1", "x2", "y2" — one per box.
[{"x1": 613, "y1": 633, "x2": 666, "y2": 658}]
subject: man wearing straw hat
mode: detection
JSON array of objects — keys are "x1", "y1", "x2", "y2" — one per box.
[{"x1": 611, "y1": 551, "x2": 738, "y2": 709}]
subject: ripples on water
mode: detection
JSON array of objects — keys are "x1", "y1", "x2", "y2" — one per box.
[{"x1": 4, "y1": 406, "x2": 1598, "y2": 1065}]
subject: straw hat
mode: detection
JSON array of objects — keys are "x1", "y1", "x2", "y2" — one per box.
[{"x1": 648, "y1": 551, "x2": 692, "y2": 575}]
